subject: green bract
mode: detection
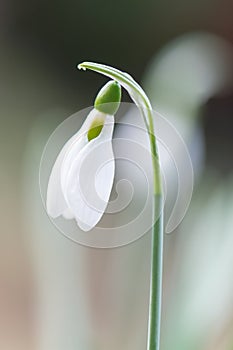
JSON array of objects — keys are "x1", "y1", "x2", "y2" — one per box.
[{"x1": 94, "y1": 80, "x2": 121, "y2": 115}]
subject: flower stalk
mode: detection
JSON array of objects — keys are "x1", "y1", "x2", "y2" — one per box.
[{"x1": 78, "y1": 62, "x2": 164, "y2": 350}]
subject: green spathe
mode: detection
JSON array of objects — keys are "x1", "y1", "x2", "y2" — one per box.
[{"x1": 94, "y1": 80, "x2": 121, "y2": 115}]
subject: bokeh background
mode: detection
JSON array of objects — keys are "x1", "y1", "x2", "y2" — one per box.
[{"x1": 1, "y1": 0, "x2": 233, "y2": 349}]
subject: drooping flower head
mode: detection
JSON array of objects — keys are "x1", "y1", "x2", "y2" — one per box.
[{"x1": 46, "y1": 80, "x2": 121, "y2": 231}]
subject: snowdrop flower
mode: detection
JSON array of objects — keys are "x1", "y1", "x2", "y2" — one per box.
[
  {"x1": 46, "y1": 62, "x2": 163, "y2": 350},
  {"x1": 46, "y1": 80, "x2": 121, "y2": 231}
]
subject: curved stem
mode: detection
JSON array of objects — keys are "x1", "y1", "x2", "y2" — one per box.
[{"x1": 78, "y1": 62, "x2": 164, "y2": 350}]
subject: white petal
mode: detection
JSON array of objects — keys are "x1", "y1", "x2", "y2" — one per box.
[
  {"x1": 46, "y1": 109, "x2": 105, "y2": 218},
  {"x1": 46, "y1": 133, "x2": 79, "y2": 218},
  {"x1": 62, "y1": 207, "x2": 75, "y2": 219},
  {"x1": 61, "y1": 115, "x2": 115, "y2": 231}
]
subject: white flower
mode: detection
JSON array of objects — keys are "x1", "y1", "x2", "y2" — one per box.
[{"x1": 46, "y1": 81, "x2": 121, "y2": 231}]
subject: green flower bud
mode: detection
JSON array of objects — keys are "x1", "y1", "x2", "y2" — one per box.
[{"x1": 94, "y1": 80, "x2": 121, "y2": 115}]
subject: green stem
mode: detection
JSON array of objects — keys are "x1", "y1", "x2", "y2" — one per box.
[
  {"x1": 78, "y1": 62, "x2": 164, "y2": 350},
  {"x1": 148, "y1": 195, "x2": 163, "y2": 350},
  {"x1": 147, "y1": 110, "x2": 163, "y2": 350}
]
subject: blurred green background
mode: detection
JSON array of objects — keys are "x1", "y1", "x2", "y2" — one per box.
[{"x1": 1, "y1": 0, "x2": 233, "y2": 349}]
